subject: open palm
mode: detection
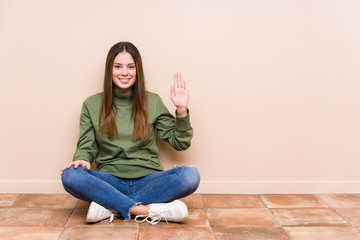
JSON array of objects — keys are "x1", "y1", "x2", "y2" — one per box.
[{"x1": 171, "y1": 73, "x2": 189, "y2": 111}]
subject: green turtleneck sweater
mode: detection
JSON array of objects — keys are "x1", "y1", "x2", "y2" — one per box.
[{"x1": 73, "y1": 90, "x2": 193, "y2": 179}]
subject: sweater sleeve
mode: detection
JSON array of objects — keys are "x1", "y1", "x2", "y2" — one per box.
[
  {"x1": 155, "y1": 98, "x2": 193, "y2": 151},
  {"x1": 72, "y1": 102, "x2": 98, "y2": 163}
]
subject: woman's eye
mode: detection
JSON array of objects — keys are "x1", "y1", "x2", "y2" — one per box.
[
  {"x1": 129, "y1": 66, "x2": 135, "y2": 69},
  {"x1": 114, "y1": 65, "x2": 121, "y2": 69}
]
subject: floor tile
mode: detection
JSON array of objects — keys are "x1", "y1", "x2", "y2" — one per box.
[
  {"x1": 335, "y1": 208, "x2": 360, "y2": 226},
  {"x1": 213, "y1": 227, "x2": 291, "y2": 240},
  {"x1": 179, "y1": 194, "x2": 204, "y2": 208},
  {"x1": 317, "y1": 194, "x2": 360, "y2": 208},
  {"x1": 202, "y1": 194, "x2": 265, "y2": 208},
  {"x1": 0, "y1": 208, "x2": 8, "y2": 215},
  {"x1": 59, "y1": 227, "x2": 137, "y2": 240},
  {"x1": 0, "y1": 208, "x2": 73, "y2": 227},
  {"x1": 285, "y1": 226, "x2": 360, "y2": 240},
  {"x1": 138, "y1": 227, "x2": 213, "y2": 240},
  {"x1": 76, "y1": 200, "x2": 90, "y2": 209},
  {"x1": 207, "y1": 208, "x2": 279, "y2": 227},
  {"x1": 261, "y1": 194, "x2": 326, "y2": 208},
  {"x1": 66, "y1": 208, "x2": 137, "y2": 228},
  {"x1": 0, "y1": 194, "x2": 22, "y2": 208},
  {"x1": 0, "y1": 227, "x2": 63, "y2": 240},
  {"x1": 12, "y1": 194, "x2": 78, "y2": 209},
  {"x1": 2, "y1": 193, "x2": 360, "y2": 239},
  {"x1": 138, "y1": 208, "x2": 209, "y2": 227},
  {"x1": 272, "y1": 208, "x2": 349, "y2": 226}
]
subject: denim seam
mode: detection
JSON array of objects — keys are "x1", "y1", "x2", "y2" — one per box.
[
  {"x1": 92, "y1": 174, "x2": 128, "y2": 186},
  {"x1": 132, "y1": 166, "x2": 181, "y2": 185},
  {"x1": 132, "y1": 175, "x2": 162, "y2": 185},
  {"x1": 83, "y1": 167, "x2": 128, "y2": 186},
  {"x1": 131, "y1": 167, "x2": 183, "y2": 201}
]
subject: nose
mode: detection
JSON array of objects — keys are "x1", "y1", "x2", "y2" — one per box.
[{"x1": 120, "y1": 68, "x2": 128, "y2": 76}]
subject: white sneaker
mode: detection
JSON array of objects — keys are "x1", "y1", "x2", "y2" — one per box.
[
  {"x1": 86, "y1": 202, "x2": 118, "y2": 223},
  {"x1": 135, "y1": 200, "x2": 188, "y2": 225}
]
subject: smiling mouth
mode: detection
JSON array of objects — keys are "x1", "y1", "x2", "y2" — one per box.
[{"x1": 118, "y1": 78, "x2": 131, "y2": 83}]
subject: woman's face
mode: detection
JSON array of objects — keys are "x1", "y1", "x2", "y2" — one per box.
[{"x1": 112, "y1": 52, "x2": 136, "y2": 94}]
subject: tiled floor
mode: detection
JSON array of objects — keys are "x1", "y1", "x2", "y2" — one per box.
[{"x1": 1, "y1": 194, "x2": 360, "y2": 239}]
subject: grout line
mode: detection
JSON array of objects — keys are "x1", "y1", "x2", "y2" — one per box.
[
  {"x1": 257, "y1": 194, "x2": 294, "y2": 240},
  {"x1": 74, "y1": 199, "x2": 81, "y2": 209},
  {"x1": 328, "y1": 208, "x2": 355, "y2": 227},
  {"x1": 57, "y1": 206, "x2": 77, "y2": 240},
  {"x1": 315, "y1": 194, "x2": 333, "y2": 209},
  {"x1": 0, "y1": 193, "x2": 24, "y2": 217},
  {"x1": 57, "y1": 226, "x2": 67, "y2": 240},
  {"x1": 257, "y1": 193, "x2": 268, "y2": 208},
  {"x1": 0, "y1": 193, "x2": 22, "y2": 216},
  {"x1": 10, "y1": 193, "x2": 24, "y2": 207},
  {"x1": 200, "y1": 194, "x2": 216, "y2": 240},
  {"x1": 315, "y1": 194, "x2": 355, "y2": 227},
  {"x1": 63, "y1": 207, "x2": 76, "y2": 227},
  {"x1": 0, "y1": 208, "x2": 10, "y2": 216}
]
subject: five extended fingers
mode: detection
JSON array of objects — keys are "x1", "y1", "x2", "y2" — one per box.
[
  {"x1": 174, "y1": 72, "x2": 185, "y2": 89},
  {"x1": 172, "y1": 72, "x2": 188, "y2": 97}
]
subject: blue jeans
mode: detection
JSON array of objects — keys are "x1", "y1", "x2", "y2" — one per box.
[{"x1": 61, "y1": 165, "x2": 200, "y2": 221}]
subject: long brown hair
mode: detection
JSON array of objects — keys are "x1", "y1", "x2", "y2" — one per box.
[{"x1": 99, "y1": 42, "x2": 150, "y2": 141}]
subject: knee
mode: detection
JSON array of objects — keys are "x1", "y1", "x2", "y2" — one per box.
[
  {"x1": 61, "y1": 166, "x2": 85, "y2": 189},
  {"x1": 182, "y1": 166, "x2": 201, "y2": 192}
]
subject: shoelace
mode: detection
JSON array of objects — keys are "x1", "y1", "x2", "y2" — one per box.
[
  {"x1": 135, "y1": 212, "x2": 169, "y2": 225},
  {"x1": 100, "y1": 213, "x2": 117, "y2": 223}
]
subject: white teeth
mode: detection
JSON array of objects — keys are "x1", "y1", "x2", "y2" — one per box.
[{"x1": 118, "y1": 79, "x2": 131, "y2": 84}]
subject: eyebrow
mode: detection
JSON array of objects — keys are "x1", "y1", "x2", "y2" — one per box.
[{"x1": 113, "y1": 62, "x2": 135, "y2": 65}]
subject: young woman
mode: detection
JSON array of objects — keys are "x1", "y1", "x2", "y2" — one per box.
[{"x1": 60, "y1": 42, "x2": 200, "y2": 224}]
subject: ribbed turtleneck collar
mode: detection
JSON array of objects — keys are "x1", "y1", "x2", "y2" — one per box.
[{"x1": 112, "y1": 90, "x2": 133, "y2": 106}]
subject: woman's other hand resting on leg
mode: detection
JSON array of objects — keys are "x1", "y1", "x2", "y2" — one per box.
[{"x1": 60, "y1": 160, "x2": 90, "y2": 176}]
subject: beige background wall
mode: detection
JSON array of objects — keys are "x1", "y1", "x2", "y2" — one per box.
[{"x1": 0, "y1": 0, "x2": 359, "y2": 194}]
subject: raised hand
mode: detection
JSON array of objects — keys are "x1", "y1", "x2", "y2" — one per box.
[{"x1": 171, "y1": 73, "x2": 189, "y2": 116}]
